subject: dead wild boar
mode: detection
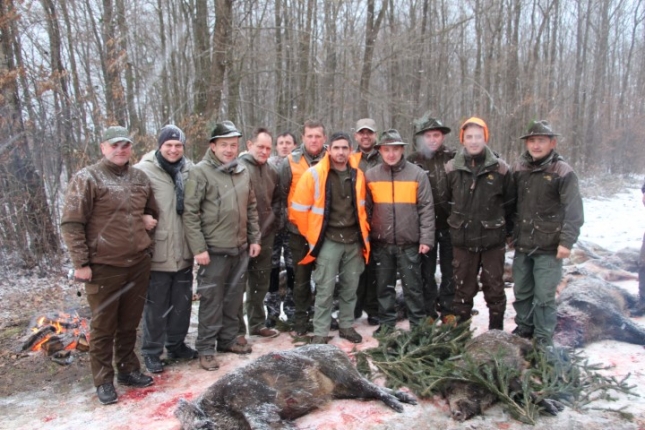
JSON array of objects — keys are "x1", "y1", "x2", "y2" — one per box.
[
  {"x1": 444, "y1": 330, "x2": 562, "y2": 421},
  {"x1": 175, "y1": 344, "x2": 417, "y2": 430},
  {"x1": 554, "y1": 276, "x2": 645, "y2": 347}
]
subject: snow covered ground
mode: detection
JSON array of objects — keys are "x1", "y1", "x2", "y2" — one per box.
[{"x1": 1, "y1": 182, "x2": 645, "y2": 430}]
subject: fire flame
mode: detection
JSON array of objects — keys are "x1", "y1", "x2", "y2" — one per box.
[{"x1": 29, "y1": 311, "x2": 90, "y2": 352}]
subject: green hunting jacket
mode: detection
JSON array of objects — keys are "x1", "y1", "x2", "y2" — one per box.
[{"x1": 183, "y1": 149, "x2": 260, "y2": 256}]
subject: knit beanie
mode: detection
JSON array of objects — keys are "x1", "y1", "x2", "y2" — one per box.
[
  {"x1": 157, "y1": 124, "x2": 186, "y2": 148},
  {"x1": 459, "y1": 117, "x2": 489, "y2": 143}
]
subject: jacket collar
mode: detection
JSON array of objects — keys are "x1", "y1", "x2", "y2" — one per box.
[
  {"x1": 382, "y1": 155, "x2": 407, "y2": 173},
  {"x1": 203, "y1": 147, "x2": 242, "y2": 174},
  {"x1": 356, "y1": 147, "x2": 379, "y2": 160},
  {"x1": 520, "y1": 149, "x2": 561, "y2": 170},
  {"x1": 453, "y1": 146, "x2": 498, "y2": 173},
  {"x1": 141, "y1": 149, "x2": 191, "y2": 173},
  {"x1": 239, "y1": 152, "x2": 264, "y2": 167},
  {"x1": 101, "y1": 157, "x2": 129, "y2": 176},
  {"x1": 299, "y1": 144, "x2": 326, "y2": 164}
]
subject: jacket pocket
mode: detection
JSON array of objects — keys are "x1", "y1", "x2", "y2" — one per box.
[
  {"x1": 152, "y1": 230, "x2": 168, "y2": 263},
  {"x1": 532, "y1": 220, "x2": 562, "y2": 250},
  {"x1": 447, "y1": 213, "x2": 466, "y2": 248},
  {"x1": 480, "y1": 217, "x2": 506, "y2": 249}
]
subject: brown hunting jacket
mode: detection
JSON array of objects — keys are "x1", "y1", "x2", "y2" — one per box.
[
  {"x1": 444, "y1": 146, "x2": 515, "y2": 252},
  {"x1": 61, "y1": 158, "x2": 159, "y2": 269},
  {"x1": 512, "y1": 150, "x2": 583, "y2": 254}
]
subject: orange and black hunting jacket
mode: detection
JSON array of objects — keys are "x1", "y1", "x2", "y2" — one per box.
[
  {"x1": 365, "y1": 156, "x2": 435, "y2": 247},
  {"x1": 289, "y1": 153, "x2": 370, "y2": 265}
]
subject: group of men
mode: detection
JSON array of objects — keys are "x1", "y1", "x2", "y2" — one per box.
[{"x1": 61, "y1": 114, "x2": 584, "y2": 406}]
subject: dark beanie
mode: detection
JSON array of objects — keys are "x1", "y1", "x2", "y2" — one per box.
[{"x1": 157, "y1": 125, "x2": 186, "y2": 148}]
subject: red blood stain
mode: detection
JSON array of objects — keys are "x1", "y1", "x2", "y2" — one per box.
[
  {"x1": 152, "y1": 392, "x2": 195, "y2": 419},
  {"x1": 120, "y1": 386, "x2": 156, "y2": 401},
  {"x1": 42, "y1": 415, "x2": 56, "y2": 423}
]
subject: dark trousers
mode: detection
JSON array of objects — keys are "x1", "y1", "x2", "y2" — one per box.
[
  {"x1": 195, "y1": 251, "x2": 249, "y2": 355},
  {"x1": 452, "y1": 245, "x2": 506, "y2": 329},
  {"x1": 420, "y1": 228, "x2": 454, "y2": 319},
  {"x1": 373, "y1": 244, "x2": 426, "y2": 328},
  {"x1": 85, "y1": 256, "x2": 151, "y2": 387},
  {"x1": 288, "y1": 232, "x2": 314, "y2": 326},
  {"x1": 238, "y1": 232, "x2": 275, "y2": 334},
  {"x1": 354, "y1": 256, "x2": 379, "y2": 318},
  {"x1": 141, "y1": 266, "x2": 193, "y2": 357}
]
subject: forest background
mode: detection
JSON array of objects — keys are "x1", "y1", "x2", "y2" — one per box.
[{"x1": 1, "y1": 0, "x2": 644, "y2": 270}]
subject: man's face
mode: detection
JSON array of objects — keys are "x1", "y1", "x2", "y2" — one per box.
[
  {"x1": 210, "y1": 137, "x2": 239, "y2": 164},
  {"x1": 303, "y1": 126, "x2": 325, "y2": 156},
  {"x1": 247, "y1": 132, "x2": 273, "y2": 165},
  {"x1": 101, "y1": 140, "x2": 132, "y2": 166},
  {"x1": 379, "y1": 145, "x2": 405, "y2": 166},
  {"x1": 354, "y1": 128, "x2": 377, "y2": 152},
  {"x1": 462, "y1": 125, "x2": 486, "y2": 156},
  {"x1": 276, "y1": 134, "x2": 296, "y2": 157},
  {"x1": 329, "y1": 139, "x2": 351, "y2": 168},
  {"x1": 526, "y1": 135, "x2": 556, "y2": 160},
  {"x1": 159, "y1": 139, "x2": 184, "y2": 163},
  {"x1": 421, "y1": 130, "x2": 445, "y2": 152}
]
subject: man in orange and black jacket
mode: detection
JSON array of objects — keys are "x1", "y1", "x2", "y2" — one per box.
[{"x1": 365, "y1": 129, "x2": 435, "y2": 333}]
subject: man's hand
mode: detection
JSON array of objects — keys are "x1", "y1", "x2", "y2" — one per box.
[
  {"x1": 419, "y1": 244, "x2": 431, "y2": 254},
  {"x1": 249, "y1": 244, "x2": 261, "y2": 258},
  {"x1": 506, "y1": 236, "x2": 515, "y2": 249},
  {"x1": 194, "y1": 251, "x2": 210, "y2": 266},
  {"x1": 142, "y1": 214, "x2": 158, "y2": 231},
  {"x1": 74, "y1": 266, "x2": 92, "y2": 282},
  {"x1": 556, "y1": 245, "x2": 571, "y2": 259}
]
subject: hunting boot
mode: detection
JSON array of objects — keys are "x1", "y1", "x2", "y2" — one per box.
[{"x1": 488, "y1": 310, "x2": 504, "y2": 331}]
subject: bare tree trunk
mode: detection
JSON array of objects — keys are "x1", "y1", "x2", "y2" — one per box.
[
  {"x1": 193, "y1": 0, "x2": 210, "y2": 116},
  {"x1": 59, "y1": 0, "x2": 87, "y2": 169},
  {"x1": 0, "y1": 0, "x2": 60, "y2": 268},
  {"x1": 101, "y1": 0, "x2": 127, "y2": 125},
  {"x1": 208, "y1": 0, "x2": 233, "y2": 120},
  {"x1": 115, "y1": 0, "x2": 142, "y2": 135},
  {"x1": 358, "y1": 0, "x2": 387, "y2": 118}
]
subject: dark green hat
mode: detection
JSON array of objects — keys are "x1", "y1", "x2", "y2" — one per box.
[
  {"x1": 102, "y1": 126, "x2": 132, "y2": 145},
  {"x1": 414, "y1": 114, "x2": 451, "y2": 135},
  {"x1": 210, "y1": 120, "x2": 242, "y2": 142},
  {"x1": 519, "y1": 120, "x2": 560, "y2": 140},
  {"x1": 375, "y1": 129, "x2": 407, "y2": 148}
]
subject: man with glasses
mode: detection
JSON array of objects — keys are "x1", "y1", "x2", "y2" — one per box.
[{"x1": 61, "y1": 126, "x2": 159, "y2": 405}]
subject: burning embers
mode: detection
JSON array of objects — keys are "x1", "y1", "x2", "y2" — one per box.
[{"x1": 21, "y1": 311, "x2": 90, "y2": 364}]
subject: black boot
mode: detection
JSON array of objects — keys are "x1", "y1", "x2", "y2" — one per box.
[{"x1": 489, "y1": 311, "x2": 504, "y2": 331}]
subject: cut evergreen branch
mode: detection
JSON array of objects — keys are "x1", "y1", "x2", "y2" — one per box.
[{"x1": 357, "y1": 320, "x2": 638, "y2": 423}]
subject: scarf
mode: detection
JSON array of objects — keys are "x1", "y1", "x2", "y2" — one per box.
[{"x1": 155, "y1": 150, "x2": 185, "y2": 215}]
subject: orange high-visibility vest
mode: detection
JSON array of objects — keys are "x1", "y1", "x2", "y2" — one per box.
[
  {"x1": 289, "y1": 153, "x2": 370, "y2": 265},
  {"x1": 287, "y1": 152, "x2": 311, "y2": 210}
]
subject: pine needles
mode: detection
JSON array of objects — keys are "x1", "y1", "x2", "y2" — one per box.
[{"x1": 356, "y1": 320, "x2": 638, "y2": 424}]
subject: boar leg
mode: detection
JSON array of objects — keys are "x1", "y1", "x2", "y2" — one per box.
[
  {"x1": 610, "y1": 317, "x2": 645, "y2": 345},
  {"x1": 240, "y1": 403, "x2": 295, "y2": 430}
]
